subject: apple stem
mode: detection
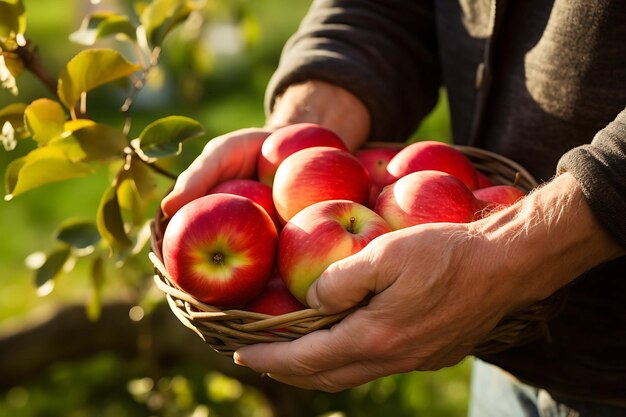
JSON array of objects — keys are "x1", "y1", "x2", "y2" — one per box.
[
  {"x1": 347, "y1": 217, "x2": 356, "y2": 234},
  {"x1": 212, "y1": 253, "x2": 225, "y2": 265}
]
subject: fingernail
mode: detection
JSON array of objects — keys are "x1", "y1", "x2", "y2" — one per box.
[{"x1": 233, "y1": 352, "x2": 245, "y2": 366}]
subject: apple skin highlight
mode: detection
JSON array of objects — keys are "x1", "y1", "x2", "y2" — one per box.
[
  {"x1": 387, "y1": 141, "x2": 478, "y2": 190},
  {"x1": 272, "y1": 146, "x2": 371, "y2": 224},
  {"x1": 257, "y1": 123, "x2": 348, "y2": 186},
  {"x1": 375, "y1": 170, "x2": 485, "y2": 230}
]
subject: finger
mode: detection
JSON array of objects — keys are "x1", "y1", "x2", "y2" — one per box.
[
  {"x1": 268, "y1": 343, "x2": 471, "y2": 392},
  {"x1": 266, "y1": 357, "x2": 414, "y2": 392},
  {"x1": 160, "y1": 129, "x2": 269, "y2": 216},
  {"x1": 264, "y1": 336, "x2": 473, "y2": 392},
  {"x1": 160, "y1": 165, "x2": 214, "y2": 216},
  {"x1": 234, "y1": 310, "x2": 376, "y2": 376},
  {"x1": 306, "y1": 233, "x2": 400, "y2": 314}
]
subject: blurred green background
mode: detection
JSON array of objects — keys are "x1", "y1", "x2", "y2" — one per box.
[{"x1": 0, "y1": 0, "x2": 468, "y2": 416}]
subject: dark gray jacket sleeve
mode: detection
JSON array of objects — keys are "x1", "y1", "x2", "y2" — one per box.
[
  {"x1": 557, "y1": 108, "x2": 626, "y2": 248},
  {"x1": 264, "y1": 0, "x2": 441, "y2": 142}
]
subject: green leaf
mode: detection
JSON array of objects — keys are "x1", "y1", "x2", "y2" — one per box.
[
  {"x1": 34, "y1": 245, "x2": 71, "y2": 296},
  {"x1": 55, "y1": 219, "x2": 101, "y2": 249},
  {"x1": 97, "y1": 183, "x2": 132, "y2": 252},
  {"x1": 116, "y1": 157, "x2": 157, "y2": 226},
  {"x1": 49, "y1": 121, "x2": 128, "y2": 163},
  {"x1": 0, "y1": 103, "x2": 27, "y2": 149},
  {"x1": 4, "y1": 146, "x2": 94, "y2": 200},
  {"x1": 117, "y1": 171, "x2": 144, "y2": 226},
  {"x1": 140, "y1": 0, "x2": 202, "y2": 47},
  {"x1": 137, "y1": 115, "x2": 204, "y2": 159},
  {"x1": 4, "y1": 154, "x2": 25, "y2": 192},
  {"x1": 108, "y1": 159, "x2": 157, "y2": 235},
  {"x1": 128, "y1": 156, "x2": 157, "y2": 201},
  {"x1": 45, "y1": 120, "x2": 96, "y2": 162},
  {"x1": 0, "y1": 53, "x2": 18, "y2": 95},
  {"x1": 87, "y1": 255, "x2": 106, "y2": 321},
  {"x1": 0, "y1": 102, "x2": 26, "y2": 132},
  {"x1": 57, "y1": 49, "x2": 141, "y2": 111},
  {"x1": 70, "y1": 11, "x2": 137, "y2": 46},
  {"x1": 0, "y1": 0, "x2": 26, "y2": 48},
  {"x1": 24, "y1": 98, "x2": 67, "y2": 145},
  {"x1": 1, "y1": 51, "x2": 24, "y2": 95}
]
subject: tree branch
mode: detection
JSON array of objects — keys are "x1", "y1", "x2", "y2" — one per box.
[
  {"x1": 139, "y1": 157, "x2": 178, "y2": 180},
  {"x1": 14, "y1": 42, "x2": 58, "y2": 95}
]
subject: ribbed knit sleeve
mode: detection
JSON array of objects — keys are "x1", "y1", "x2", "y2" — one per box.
[
  {"x1": 264, "y1": 0, "x2": 441, "y2": 142},
  {"x1": 557, "y1": 108, "x2": 626, "y2": 248}
]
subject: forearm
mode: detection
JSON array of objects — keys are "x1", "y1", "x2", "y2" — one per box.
[
  {"x1": 265, "y1": 0, "x2": 440, "y2": 142},
  {"x1": 265, "y1": 80, "x2": 371, "y2": 151},
  {"x1": 471, "y1": 172, "x2": 625, "y2": 311}
]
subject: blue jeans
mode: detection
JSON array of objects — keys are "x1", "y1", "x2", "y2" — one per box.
[{"x1": 468, "y1": 359, "x2": 626, "y2": 417}]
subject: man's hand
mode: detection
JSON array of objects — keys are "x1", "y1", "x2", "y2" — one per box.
[
  {"x1": 233, "y1": 173, "x2": 624, "y2": 392},
  {"x1": 160, "y1": 128, "x2": 271, "y2": 217},
  {"x1": 233, "y1": 221, "x2": 510, "y2": 392}
]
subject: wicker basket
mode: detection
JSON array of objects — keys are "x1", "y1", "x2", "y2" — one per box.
[{"x1": 150, "y1": 144, "x2": 565, "y2": 357}]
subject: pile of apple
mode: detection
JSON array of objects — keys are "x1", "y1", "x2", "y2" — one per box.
[{"x1": 162, "y1": 123, "x2": 526, "y2": 320}]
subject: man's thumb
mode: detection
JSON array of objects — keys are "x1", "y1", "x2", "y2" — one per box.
[{"x1": 306, "y1": 251, "x2": 378, "y2": 315}]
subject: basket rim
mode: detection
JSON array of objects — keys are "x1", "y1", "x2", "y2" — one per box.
[{"x1": 149, "y1": 249, "x2": 354, "y2": 333}]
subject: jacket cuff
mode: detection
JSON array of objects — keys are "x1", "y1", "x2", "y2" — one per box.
[{"x1": 557, "y1": 109, "x2": 626, "y2": 248}]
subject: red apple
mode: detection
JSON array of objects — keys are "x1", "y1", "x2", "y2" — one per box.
[
  {"x1": 162, "y1": 193, "x2": 278, "y2": 306},
  {"x1": 374, "y1": 170, "x2": 484, "y2": 230},
  {"x1": 356, "y1": 147, "x2": 400, "y2": 208},
  {"x1": 272, "y1": 146, "x2": 370, "y2": 224},
  {"x1": 278, "y1": 199, "x2": 392, "y2": 305},
  {"x1": 475, "y1": 171, "x2": 496, "y2": 189},
  {"x1": 257, "y1": 123, "x2": 348, "y2": 186},
  {"x1": 386, "y1": 141, "x2": 478, "y2": 190},
  {"x1": 244, "y1": 273, "x2": 306, "y2": 316},
  {"x1": 207, "y1": 178, "x2": 280, "y2": 230},
  {"x1": 355, "y1": 147, "x2": 399, "y2": 186},
  {"x1": 367, "y1": 184, "x2": 385, "y2": 210},
  {"x1": 474, "y1": 184, "x2": 526, "y2": 214}
]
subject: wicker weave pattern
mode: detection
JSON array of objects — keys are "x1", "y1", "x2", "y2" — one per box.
[{"x1": 150, "y1": 144, "x2": 565, "y2": 356}]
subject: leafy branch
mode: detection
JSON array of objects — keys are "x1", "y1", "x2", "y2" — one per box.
[
  {"x1": 14, "y1": 41, "x2": 58, "y2": 94},
  {"x1": 0, "y1": 0, "x2": 210, "y2": 317}
]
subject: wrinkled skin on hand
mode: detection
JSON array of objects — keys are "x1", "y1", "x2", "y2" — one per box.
[{"x1": 233, "y1": 222, "x2": 506, "y2": 392}]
